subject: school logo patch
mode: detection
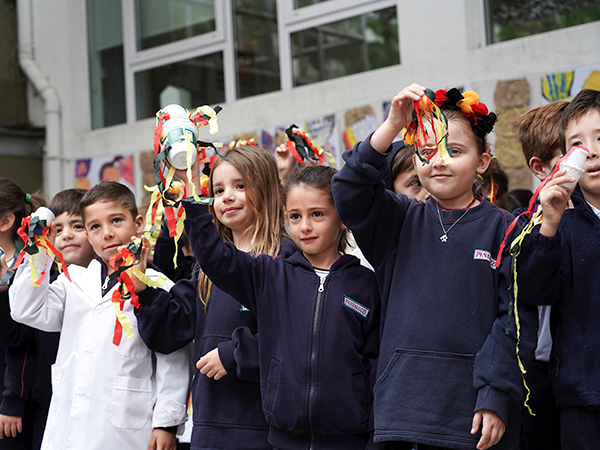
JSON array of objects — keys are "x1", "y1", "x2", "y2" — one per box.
[
  {"x1": 239, "y1": 305, "x2": 250, "y2": 312},
  {"x1": 343, "y1": 295, "x2": 370, "y2": 318},
  {"x1": 473, "y1": 249, "x2": 497, "y2": 269}
]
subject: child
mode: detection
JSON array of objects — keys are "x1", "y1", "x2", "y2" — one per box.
[
  {"x1": 145, "y1": 163, "x2": 380, "y2": 450},
  {"x1": 50, "y1": 189, "x2": 97, "y2": 268},
  {"x1": 8, "y1": 181, "x2": 191, "y2": 450},
  {"x1": 135, "y1": 145, "x2": 296, "y2": 449},
  {"x1": 0, "y1": 179, "x2": 48, "y2": 450},
  {"x1": 332, "y1": 84, "x2": 537, "y2": 450},
  {"x1": 390, "y1": 144, "x2": 430, "y2": 200},
  {"x1": 511, "y1": 101, "x2": 568, "y2": 450},
  {"x1": 515, "y1": 89, "x2": 600, "y2": 449}
]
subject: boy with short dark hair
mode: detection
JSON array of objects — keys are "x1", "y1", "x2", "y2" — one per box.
[
  {"x1": 50, "y1": 188, "x2": 96, "y2": 268},
  {"x1": 516, "y1": 89, "x2": 600, "y2": 449},
  {"x1": 8, "y1": 181, "x2": 190, "y2": 450},
  {"x1": 511, "y1": 101, "x2": 568, "y2": 450}
]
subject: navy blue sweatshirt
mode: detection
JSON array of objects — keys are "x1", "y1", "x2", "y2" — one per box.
[
  {"x1": 516, "y1": 186, "x2": 600, "y2": 408},
  {"x1": 0, "y1": 268, "x2": 59, "y2": 431},
  {"x1": 183, "y1": 202, "x2": 380, "y2": 450},
  {"x1": 331, "y1": 138, "x2": 537, "y2": 450},
  {"x1": 136, "y1": 230, "x2": 297, "y2": 450}
]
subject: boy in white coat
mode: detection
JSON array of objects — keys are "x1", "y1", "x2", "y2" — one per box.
[{"x1": 7, "y1": 181, "x2": 191, "y2": 450}]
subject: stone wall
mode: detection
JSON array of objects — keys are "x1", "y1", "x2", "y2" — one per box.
[{"x1": 493, "y1": 79, "x2": 533, "y2": 192}]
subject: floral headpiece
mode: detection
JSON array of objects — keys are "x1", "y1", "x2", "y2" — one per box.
[{"x1": 434, "y1": 88, "x2": 497, "y2": 137}]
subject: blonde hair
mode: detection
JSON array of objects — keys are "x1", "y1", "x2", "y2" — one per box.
[{"x1": 199, "y1": 145, "x2": 286, "y2": 308}]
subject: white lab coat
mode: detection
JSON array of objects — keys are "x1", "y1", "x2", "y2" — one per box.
[{"x1": 9, "y1": 255, "x2": 191, "y2": 450}]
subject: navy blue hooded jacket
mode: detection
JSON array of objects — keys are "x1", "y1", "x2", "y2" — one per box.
[
  {"x1": 331, "y1": 138, "x2": 537, "y2": 450},
  {"x1": 136, "y1": 224, "x2": 297, "y2": 450},
  {"x1": 516, "y1": 186, "x2": 600, "y2": 408},
  {"x1": 183, "y1": 202, "x2": 381, "y2": 450}
]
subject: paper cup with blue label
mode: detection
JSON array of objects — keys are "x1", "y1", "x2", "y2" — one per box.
[{"x1": 160, "y1": 104, "x2": 198, "y2": 170}]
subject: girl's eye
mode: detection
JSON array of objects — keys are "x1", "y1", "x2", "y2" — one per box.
[
  {"x1": 90, "y1": 224, "x2": 99, "y2": 231},
  {"x1": 450, "y1": 147, "x2": 460, "y2": 155},
  {"x1": 236, "y1": 183, "x2": 245, "y2": 190},
  {"x1": 313, "y1": 211, "x2": 323, "y2": 218},
  {"x1": 214, "y1": 188, "x2": 224, "y2": 195},
  {"x1": 289, "y1": 213, "x2": 300, "y2": 220},
  {"x1": 571, "y1": 141, "x2": 582, "y2": 147}
]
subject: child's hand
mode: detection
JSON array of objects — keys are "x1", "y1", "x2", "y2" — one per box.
[
  {"x1": 471, "y1": 410, "x2": 506, "y2": 450},
  {"x1": 0, "y1": 414, "x2": 23, "y2": 438},
  {"x1": 275, "y1": 143, "x2": 297, "y2": 186},
  {"x1": 538, "y1": 168, "x2": 576, "y2": 237},
  {"x1": 147, "y1": 428, "x2": 176, "y2": 450},
  {"x1": 129, "y1": 236, "x2": 150, "y2": 293},
  {"x1": 371, "y1": 83, "x2": 426, "y2": 152},
  {"x1": 196, "y1": 348, "x2": 228, "y2": 380}
]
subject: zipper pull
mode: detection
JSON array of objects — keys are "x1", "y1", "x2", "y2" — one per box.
[
  {"x1": 102, "y1": 275, "x2": 110, "y2": 290},
  {"x1": 318, "y1": 275, "x2": 326, "y2": 293}
]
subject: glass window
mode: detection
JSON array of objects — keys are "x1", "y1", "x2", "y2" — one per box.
[
  {"x1": 135, "y1": 52, "x2": 225, "y2": 120},
  {"x1": 232, "y1": 0, "x2": 280, "y2": 98},
  {"x1": 291, "y1": 7, "x2": 399, "y2": 87},
  {"x1": 135, "y1": 0, "x2": 216, "y2": 50},
  {"x1": 87, "y1": 0, "x2": 126, "y2": 129},
  {"x1": 294, "y1": 0, "x2": 332, "y2": 8},
  {"x1": 485, "y1": 0, "x2": 600, "y2": 44}
]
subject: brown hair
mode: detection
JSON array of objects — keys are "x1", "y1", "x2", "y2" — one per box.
[
  {"x1": 80, "y1": 181, "x2": 138, "y2": 223},
  {"x1": 199, "y1": 145, "x2": 286, "y2": 308},
  {"x1": 50, "y1": 189, "x2": 88, "y2": 218},
  {"x1": 391, "y1": 145, "x2": 416, "y2": 180},
  {"x1": 443, "y1": 109, "x2": 489, "y2": 156},
  {"x1": 0, "y1": 178, "x2": 46, "y2": 240},
  {"x1": 511, "y1": 101, "x2": 568, "y2": 165},
  {"x1": 559, "y1": 89, "x2": 600, "y2": 153},
  {"x1": 283, "y1": 164, "x2": 348, "y2": 254}
]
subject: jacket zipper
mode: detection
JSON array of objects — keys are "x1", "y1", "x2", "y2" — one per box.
[{"x1": 308, "y1": 274, "x2": 326, "y2": 450}]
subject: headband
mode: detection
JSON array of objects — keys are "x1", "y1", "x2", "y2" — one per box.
[{"x1": 433, "y1": 88, "x2": 497, "y2": 137}]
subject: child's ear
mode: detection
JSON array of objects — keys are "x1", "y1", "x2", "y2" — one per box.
[
  {"x1": 529, "y1": 156, "x2": 550, "y2": 181},
  {"x1": 135, "y1": 214, "x2": 145, "y2": 235},
  {"x1": 476, "y1": 152, "x2": 492, "y2": 174},
  {"x1": 0, "y1": 213, "x2": 15, "y2": 233}
]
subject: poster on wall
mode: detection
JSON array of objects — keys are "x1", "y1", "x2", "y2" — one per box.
[
  {"x1": 343, "y1": 106, "x2": 379, "y2": 151},
  {"x1": 541, "y1": 65, "x2": 600, "y2": 104},
  {"x1": 75, "y1": 155, "x2": 135, "y2": 191}
]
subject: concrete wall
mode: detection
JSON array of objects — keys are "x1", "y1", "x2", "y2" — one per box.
[{"x1": 22, "y1": 0, "x2": 600, "y2": 201}]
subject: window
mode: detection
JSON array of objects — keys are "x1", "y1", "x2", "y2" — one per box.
[
  {"x1": 233, "y1": 0, "x2": 280, "y2": 98},
  {"x1": 485, "y1": 0, "x2": 600, "y2": 44},
  {"x1": 135, "y1": 53, "x2": 225, "y2": 120},
  {"x1": 291, "y1": 7, "x2": 399, "y2": 87},
  {"x1": 87, "y1": 0, "x2": 126, "y2": 129},
  {"x1": 135, "y1": 0, "x2": 216, "y2": 50},
  {"x1": 86, "y1": 0, "x2": 399, "y2": 128}
]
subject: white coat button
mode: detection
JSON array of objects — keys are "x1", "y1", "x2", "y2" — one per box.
[{"x1": 95, "y1": 305, "x2": 103, "y2": 314}]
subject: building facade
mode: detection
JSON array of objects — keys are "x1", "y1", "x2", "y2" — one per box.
[{"x1": 10, "y1": 0, "x2": 600, "y2": 202}]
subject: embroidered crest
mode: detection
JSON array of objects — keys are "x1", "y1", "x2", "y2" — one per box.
[
  {"x1": 473, "y1": 249, "x2": 497, "y2": 269},
  {"x1": 343, "y1": 295, "x2": 370, "y2": 318},
  {"x1": 239, "y1": 305, "x2": 250, "y2": 312}
]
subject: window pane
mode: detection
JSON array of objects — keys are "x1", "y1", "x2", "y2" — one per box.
[
  {"x1": 294, "y1": 0, "x2": 332, "y2": 8},
  {"x1": 233, "y1": 0, "x2": 280, "y2": 98},
  {"x1": 135, "y1": 53, "x2": 225, "y2": 120},
  {"x1": 485, "y1": 0, "x2": 600, "y2": 44},
  {"x1": 87, "y1": 0, "x2": 126, "y2": 129},
  {"x1": 135, "y1": 0, "x2": 216, "y2": 50},
  {"x1": 291, "y1": 7, "x2": 399, "y2": 87}
]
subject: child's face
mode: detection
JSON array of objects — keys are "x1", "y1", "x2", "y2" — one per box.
[
  {"x1": 564, "y1": 110, "x2": 600, "y2": 204},
  {"x1": 83, "y1": 201, "x2": 144, "y2": 265},
  {"x1": 286, "y1": 185, "x2": 345, "y2": 270},
  {"x1": 211, "y1": 162, "x2": 255, "y2": 236},
  {"x1": 393, "y1": 167, "x2": 430, "y2": 201},
  {"x1": 414, "y1": 119, "x2": 490, "y2": 208},
  {"x1": 54, "y1": 213, "x2": 96, "y2": 267}
]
